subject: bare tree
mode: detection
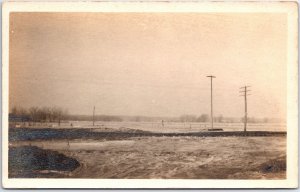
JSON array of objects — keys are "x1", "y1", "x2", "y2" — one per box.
[
  {"x1": 197, "y1": 114, "x2": 209, "y2": 122},
  {"x1": 11, "y1": 106, "x2": 18, "y2": 115},
  {"x1": 51, "y1": 107, "x2": 66, "y2": 126},
  {"x1": 29, "y1": 107, "x2": 39, "y2": 124}
]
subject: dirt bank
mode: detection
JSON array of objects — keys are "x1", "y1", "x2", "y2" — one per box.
[{"x1": 9, "y1": 146, "x2": 80, "y2": 178}]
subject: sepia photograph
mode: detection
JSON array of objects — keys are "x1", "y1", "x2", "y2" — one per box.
[{"x1": 2, "y1": 1, "x2": 298, "y2": 188}]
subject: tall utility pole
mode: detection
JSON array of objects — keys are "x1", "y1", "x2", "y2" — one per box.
[
  {"x1": 239, "y1": 86, "x2": 251, "y2": 132},
  {"x1": 93, "y1": 106, "x2": 95, "y2": 126},
  {"x1": 206, "y1": 75, "x2": 216, "y2": 129}
]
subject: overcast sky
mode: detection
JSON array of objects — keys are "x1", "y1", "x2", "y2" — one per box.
[{"x1": 9, "y1": 13, "x2": 286, "y2": 118}]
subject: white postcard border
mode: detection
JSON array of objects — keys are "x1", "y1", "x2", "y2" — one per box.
[{"x1": 2, "y1": 1, "x2": 298, "y2": 188}]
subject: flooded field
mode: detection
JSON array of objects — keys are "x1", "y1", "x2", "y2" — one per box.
[
  {"x1": 10, "y1": 136, "x2": 286, "y2": 179},
  {"x1": 9, "y1": 123, "x2": 286, "y2": 179}
]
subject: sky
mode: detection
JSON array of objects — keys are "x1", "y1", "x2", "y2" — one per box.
[{"x1": 9, "y1": 13, "x2": 287, "y2": 118}]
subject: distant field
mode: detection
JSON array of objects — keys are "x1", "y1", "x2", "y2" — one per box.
[{"x1": 10, "y1": 121, "x2": 286, "y2": 133}]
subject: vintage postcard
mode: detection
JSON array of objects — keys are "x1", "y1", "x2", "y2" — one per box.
[{"x1": 2, "y1": 1, "x2": 298, "y2": 189}]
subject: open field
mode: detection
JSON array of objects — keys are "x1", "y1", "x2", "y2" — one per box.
[
  {"x1": 9, "y1": 124, "x2": 286, "y2": 179},
  {"x1": 10, "y1": 121, "x2": 286, "y2": 132}
]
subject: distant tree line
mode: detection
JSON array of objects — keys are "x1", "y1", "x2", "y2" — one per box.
[
  {"x1": 10, "y1": 106, "x2": 284, "y2": 124},
  {"x1": 179, "y1": 114, "x2": 284, "y2": 123},
  {"x1": 179, "y1": 114, "x2": 223, "y2": 123},
  {"x1": 10, "y1": 106, "x2": 68, "y2": 125},
  {"x1": 241, "y1": 117, "x2": 284, "y2": 124},
  {"x1": 67, "y1": 115, "x2": 122, "y2": 122}
]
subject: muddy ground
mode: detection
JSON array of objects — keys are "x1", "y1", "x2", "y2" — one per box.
[{"x1": 10, "y1": 134, "x2": 286, "y2": 179}]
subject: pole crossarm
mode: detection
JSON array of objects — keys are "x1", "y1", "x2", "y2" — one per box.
[
  {"x1": 239, "y1": 86, "x2": 251, "y2": 89},
  {"x1": 239, "y1": 90, "x2": 251, "y2": 93},
  {"x1": 206, "y1": 75, "x2": 216, "y2": 78}
]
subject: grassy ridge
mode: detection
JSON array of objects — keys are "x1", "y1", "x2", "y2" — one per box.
[{"x1": 10, "y1": 128, "x2": 286, "y2": 141}]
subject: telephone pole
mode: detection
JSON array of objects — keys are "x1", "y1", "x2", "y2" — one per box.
[
  {"x1": 239, "y1": 86, "x2": 251, "y2": 132},
  {"x1": 206, "y1": 75, "x2": 216, "y2": 129},
  {"x1": 93, "y1": 106, "x2": 95, "y2": 126}
]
